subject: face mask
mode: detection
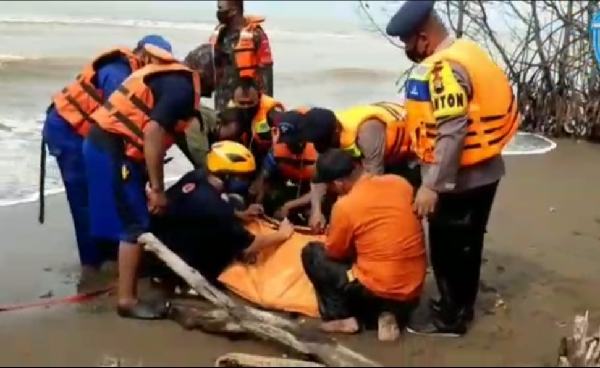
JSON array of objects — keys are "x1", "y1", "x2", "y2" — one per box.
[
  {"x1": 405, "y1": 47, "x2": 423, "y2": 63},
  {"x1": 238, "y1": 105, "x2": 259, "y2": 125},
  {"x1": 217, "y1": 10, "x2": 233, "y2": 24},
  {"x1": 405, "y1": 36, "x2": 429, "y2": 63}
]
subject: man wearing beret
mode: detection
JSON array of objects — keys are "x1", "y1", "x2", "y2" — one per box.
[{"x1": 387, "y1": 0, "x2": 520, "y2": 336}]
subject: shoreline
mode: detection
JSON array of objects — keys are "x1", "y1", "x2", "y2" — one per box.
[
  {"x1": 0, "y1": 132, "x2": 560, "y2": 207},
  {"x1": 1, "y1": 139, "x2": 599, "y2": 366}
]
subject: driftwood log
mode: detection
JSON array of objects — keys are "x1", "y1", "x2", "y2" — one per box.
[
  {"x1": 558, "y1": 312, "x2": 600, "y2": 367},
  {"x1": 139, "y1": 232, "x2": 381, "y2": 367}
]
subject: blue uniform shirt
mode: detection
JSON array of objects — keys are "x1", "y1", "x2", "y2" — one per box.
[{"x1": 96, "y1": 58, "x2": 133, "y2": 101}]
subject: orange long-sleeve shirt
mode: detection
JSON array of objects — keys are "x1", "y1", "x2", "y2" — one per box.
[{"x1": 325, "y1": 174, "x2": 426, "y2": 301}]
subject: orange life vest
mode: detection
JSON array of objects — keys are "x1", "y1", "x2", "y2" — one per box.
[
  {"x1": 248, "y1": 94, "x2": 284, "y2": 151},
  {"x1": 52, "y1": 48, "x2": 141, "y2": 137},
  {"x1": 209, "y1": 16, "x2": 265, "y2": 80},
  {"x1": 335, "y1": 102, "x2": 411, "y2": 163},
  {"x1": 272, "y1": 142, "x2": 318, "y2": 182},
  {"x1": 92, "y1": 63, "x2": 201, "y2": 162},
  {"x1": 405, "y1": 39, "x2": 520, "y2": 166}
]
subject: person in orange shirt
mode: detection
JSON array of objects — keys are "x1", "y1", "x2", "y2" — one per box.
[{"x1": 301, "y1": 149, "x2": 426, "y2": 341}]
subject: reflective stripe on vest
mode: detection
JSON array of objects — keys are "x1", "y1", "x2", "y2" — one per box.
[
  {"x1": 92, "y1": 63, "x2": 201, "y2": 162},
  {"x1": 405, "y1": 38, "x2": 520, "y2": 166},
  {"x1": 335, "y1": 102, "x2": 410, "y2": 161},
  {"x1": 52, "y1": 48, "x2": 140, "y2": 137},
  {"x1": 272, "y1": 142, "x2": 318, "y2": 182}
]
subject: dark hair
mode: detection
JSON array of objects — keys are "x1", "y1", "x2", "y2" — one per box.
[
  {"x1": 184, "y1": 44, "x2": 226, "y2": 72},
  {"x1": 234, "y1": 76, "x2": 259, "y2": 94},
  {"x1": 313, "y1": 149, "x2": 356, "y2": 184}
]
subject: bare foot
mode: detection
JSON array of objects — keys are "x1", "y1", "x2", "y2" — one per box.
[
  {"x1": 378, "y1": 312, "x2": 400, "y2": 342},
  {"x1": 320, "y1": 317, "x2": 359, "y2": 334}
]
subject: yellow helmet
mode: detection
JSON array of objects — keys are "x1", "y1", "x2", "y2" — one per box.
[{"x1": 206, "y1": 141, "x2": 256, "y2": 174}]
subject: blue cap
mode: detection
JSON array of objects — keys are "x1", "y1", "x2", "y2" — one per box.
[
  {"x1": 386, "y1": 0, "x2": 435, "y2": 39},
  {"x1": 136, "y1": 34, "x2": 172, "y2": 53}
]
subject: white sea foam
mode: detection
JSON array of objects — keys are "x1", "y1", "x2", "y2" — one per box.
[{"x1": 0, "y1": 15, "x2": 357, "y2": 41}]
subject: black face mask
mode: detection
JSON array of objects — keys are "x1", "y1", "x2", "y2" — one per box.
[
  {"x1": 405, "y1": 39, "x2": 429, "y2": 63},
  {"x1": 405, "y1": 47, "x2": 423, "y2": 63},
  {"x1": 238, "y1": 105, "x2": 260, "y2": 126},
  {"x1": 217, "y1": 10, "x2": 233, "y2": 25}
]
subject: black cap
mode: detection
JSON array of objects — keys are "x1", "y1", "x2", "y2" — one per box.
[
  {"x1": 312, "y1": 149, "x2": 355, "y2": 184},
  {"x1": 276, "y1": 111, "x2": 305, "y2": 145},
  {"x1": 297, "y1": 108, "x2": 338, "y2": 148},
  {"x1": 386, "y1": 0, "x2": 435, "y2": 39}
]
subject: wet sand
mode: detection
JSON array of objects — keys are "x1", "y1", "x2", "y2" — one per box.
[{"x1": 1, "y1": 139, "x2": 600, "y2": 366}]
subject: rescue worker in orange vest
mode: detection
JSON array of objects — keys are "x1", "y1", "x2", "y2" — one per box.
[
  {"x1": 224, "y1": 77, "x2": 284, "y2": 159},
  {"x1": 82, "y1": 44, "x2": 222, "y2": 319},
  {"x1": 292, "y1": 103, "x2": 415, "y2": 233},
  {"x1": 40, "y1": 35, "x2": 172, "y2": 273},
  {"x1": 210, "y1": 0, "x2": 274, "y2": 111},
  {"x1": 249, "y1": 110, "x2": 319, "y2": 223},
  {"x1": 386, "y1": 0, "x2": 520, "y2": 336}
]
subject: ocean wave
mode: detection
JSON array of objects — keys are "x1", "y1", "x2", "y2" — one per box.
[
  {"x1": 0, "y1": 55, "x2": 86, "y2": 73},
  {"x1": 0, "y1": 15, "x2": 357, "y2": 40},
  {"x1": 0, "y1": 54, "x2": 27, "y2": 61}
]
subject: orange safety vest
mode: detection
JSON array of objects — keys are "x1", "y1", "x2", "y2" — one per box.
[
  {"x1": 209, "y1": 16, "x2": 265, "y2": 79},
  {"x1": 272, "y1": 142, "x2": 318, "y2": 182},
  {"x1": 92, "y1": 63, "x2": 201, "y2": 162},
  {"x1": 52, "y1": 48, "x2": 141, "y2": 137},
  {"x1": 335, "y1": 102, "x2": 411, "y2": 163},
  {"x1": 405, "y1": 39, "x2": 520, "y2": 166}
]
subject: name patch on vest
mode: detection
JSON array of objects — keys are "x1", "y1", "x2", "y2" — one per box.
[{"x1": 429, "y1": 61, "x2": 468, "y2": 119}]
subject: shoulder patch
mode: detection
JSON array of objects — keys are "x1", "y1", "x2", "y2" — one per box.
[
  {"x1": 429, "y1": 60, "x2": 468, "y2": 119},
  {"x1": 405, "y1": 63, "x2": 432, "y2": 102}
]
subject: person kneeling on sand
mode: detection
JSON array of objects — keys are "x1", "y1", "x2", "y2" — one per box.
[
  {"x1": 149, "y1": 141, "x2": 294, "y2": 288},
  {"x1": 301, "y1": 149, "x2": 426, "y2": 341}
]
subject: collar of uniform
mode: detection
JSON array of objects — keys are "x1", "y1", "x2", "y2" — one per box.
[{"x1": 435, "y1": 35, "x2": 455, "y2": 53}]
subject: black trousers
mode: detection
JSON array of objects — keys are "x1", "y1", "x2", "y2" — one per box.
[
  {"x1": 301, "y1": 242, "x2": 418, "y2": 328},
  {"x1": 429, "y1": 181, "x2": 499, "y2": 323}
]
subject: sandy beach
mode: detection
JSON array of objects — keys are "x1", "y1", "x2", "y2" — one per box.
[{"x1": 1, "y1": 139, "x2": 599, "y2": 366}]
